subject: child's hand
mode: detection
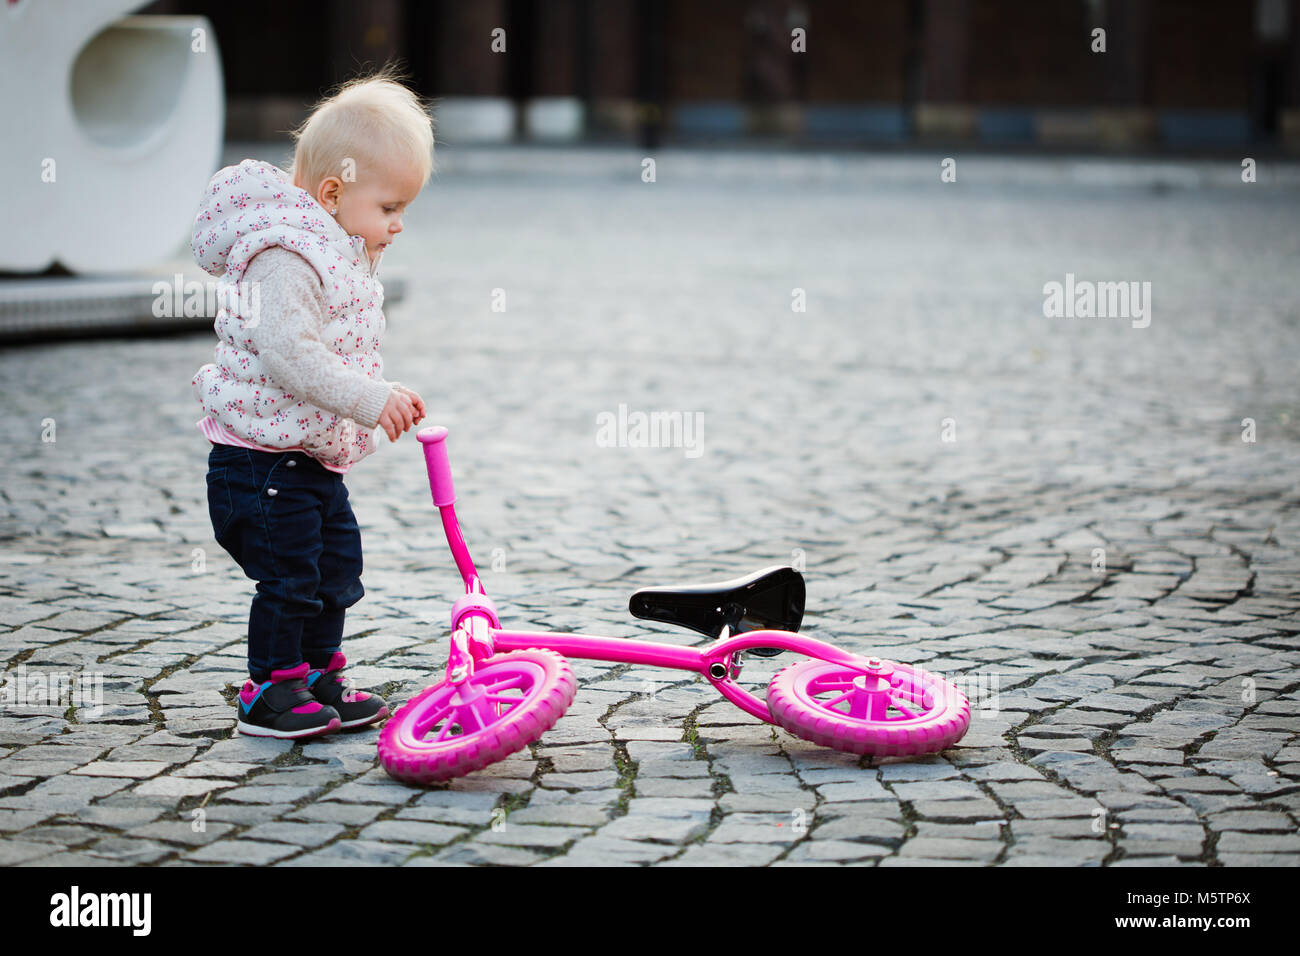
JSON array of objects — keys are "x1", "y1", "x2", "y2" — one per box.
[
  {"x1": 378, "y1": 390, "x2": 418, "y2": 441},
  {"x1": 394, "y1": 385, "x2": 426, "y2": 426}
]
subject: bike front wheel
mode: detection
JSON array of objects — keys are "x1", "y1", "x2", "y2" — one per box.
[
  {"x1": 767, "y1": 658, "x2": 970, "y2": 757},
  {"x1": 378, "y1": 649, "x2": 576, "y2": 783}
]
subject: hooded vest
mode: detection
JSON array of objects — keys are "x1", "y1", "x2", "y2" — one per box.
[{"x1": 191, "y1": 159, "x2": 386, "y2": 471}]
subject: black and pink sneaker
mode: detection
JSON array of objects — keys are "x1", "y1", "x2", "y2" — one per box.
[
  {"x1": 237, "y1": 662, "x2": 342, "y2": 739},
  {"x1": 306, "y1": 652, "x2": 389, "y2": 730}
]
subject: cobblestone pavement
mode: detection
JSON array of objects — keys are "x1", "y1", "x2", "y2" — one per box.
[{"x1": 2, "y1": 149, "x2": 1300, "y2": 866}]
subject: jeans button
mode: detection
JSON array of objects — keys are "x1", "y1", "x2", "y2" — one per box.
[{"x1": 267, "y1": 488, "x2": 278, "y2": 497}]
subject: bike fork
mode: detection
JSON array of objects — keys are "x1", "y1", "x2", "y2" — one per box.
[
  {"x1": 444, "y1": 614, "x2": 497, "y2": 683},
  {"x1": 440, "y1": 619, "x2": 502, "y2": 728}
]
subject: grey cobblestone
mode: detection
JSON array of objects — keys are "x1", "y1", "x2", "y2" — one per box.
[
  {"x1": 125, "y1": 821, "x2": 236, "y2": 847},
  {"x1": 425, "y1": 843, "x2": 543, "y2": 866},
  {"x1": 537, "y1": 836, "x2": 676, "y2": 865},
  {"x1": 357, "y1": 820, "x2": 466, "y2": 846},
  {"x1": 0, "y1": 839, "x2": 53, "y2": 865},
  {"x1": 184, "y1": 839, "x2": 300, "y2": 865},
  {"x1": 785, "y1": 840, "x2": 892, "y2": 863},
  {"x1": 816, "y1": 780, "x2": 893, "y2": 802},
  {"x1": 1205, "y1": 810, "x2": 1294, "y2": 831},
  {"x1": 507, "y1": 804, "x2": 613, "y2": 827},
  {"x1": 475, "y1": 823, "x2": 592, "y2": 847},
  {"x1": 289, "y1": 803, "x2": 388, "y2": 827},
  {"x1": 241, "y1": 822, "x2": 345, "y2": 847},
  {"x1": 275, "y1": 840, "x2": 412, "y2": 867},
  {"x1": 663, "y1": 843, "x2": 788, "y2": 866},
  {"x1": 86, "y1": 837, "x2": 175, "y2": 864}
]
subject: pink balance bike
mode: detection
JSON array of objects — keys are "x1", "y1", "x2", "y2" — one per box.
[{"x1": 377, "y1": 427, "x2": 971, "y2": 783}]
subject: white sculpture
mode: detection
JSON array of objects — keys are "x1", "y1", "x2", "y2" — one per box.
[{"x1": 0, "y1": 0, "x2": 223, "y2": 274}]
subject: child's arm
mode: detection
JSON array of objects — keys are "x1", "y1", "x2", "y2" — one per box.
[{"x1": 243, "y1": 247, "x2": 398, "y2": 433}]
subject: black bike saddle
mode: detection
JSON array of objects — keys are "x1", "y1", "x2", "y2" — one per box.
[{"x1": 628, "y1": 566, "x2": 805, "y2": 657}]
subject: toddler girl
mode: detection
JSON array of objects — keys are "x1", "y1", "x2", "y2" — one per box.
[{"x1": 192, "y1": 69, "x2": 433, "y2": 738}]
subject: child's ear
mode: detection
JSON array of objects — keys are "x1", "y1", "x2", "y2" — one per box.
[{"x1": 317, "y1": 176, "x2": 344, "y2": 211}]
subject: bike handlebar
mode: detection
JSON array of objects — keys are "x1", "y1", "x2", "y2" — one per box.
[{"x1": 417, "y1": 426, "x2": 456, "y2": 506}]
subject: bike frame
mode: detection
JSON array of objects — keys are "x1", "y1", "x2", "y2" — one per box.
[{"x1": 419, "y1": 427, "x2": 881, "y2": 726}]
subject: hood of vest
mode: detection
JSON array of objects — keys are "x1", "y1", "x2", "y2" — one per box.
[{"x1": 192, "y1": 159, "x2": 381, "y2": 281}]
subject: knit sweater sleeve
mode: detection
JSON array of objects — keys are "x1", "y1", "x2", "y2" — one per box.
[{"x1": 243, "y1": 247, "x2": 391, "y2": 429}]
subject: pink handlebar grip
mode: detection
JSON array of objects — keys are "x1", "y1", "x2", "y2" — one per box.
[{"x1": 417, "y1": 426, "x2": 456, "y2": 506}]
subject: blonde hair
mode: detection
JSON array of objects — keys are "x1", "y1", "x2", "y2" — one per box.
[{"x1": 289, "y1": 64, "x2": 435, "y2": 198}]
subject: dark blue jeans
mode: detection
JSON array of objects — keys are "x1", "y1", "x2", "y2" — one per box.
[{"x1": 205, "y1": 444, "x2": 364, "y2": 682}]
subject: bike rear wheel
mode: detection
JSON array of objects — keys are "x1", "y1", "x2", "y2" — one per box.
[
  {"x1": 378, "y1": 649, "x2": 576, "y2": 783},
  {"x1": 767, "y1": 658, "x2": 969, "y2": 757}
]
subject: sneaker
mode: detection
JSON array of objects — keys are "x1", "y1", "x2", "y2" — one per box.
[
  {"x1": 237, "y1": 662, "x2": 342, "y2": 739},
  {"x1": 306, "y1": 652, "x2": 389, "y2": 729}
]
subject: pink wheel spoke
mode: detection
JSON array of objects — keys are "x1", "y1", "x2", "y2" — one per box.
[
  {"x1": 480, "y1": 675, "x2": 524, "y2": 693},
  {"x1": 820, "y1": 690, "x2": 855, "y2": 709},
  {"x1": 811, "y1": 679, "x2": 854, "y2": 692},
  {"x1": 439, "y1": 704, "x2": 484, "y2": 740},
  {"x1": 905, "y1": 687, "x2": 934, "y2": 707},
  {"x1": 415, "y1": 702, "x2": 455, "y2": 738},
  {"x1": 888, "y1": 698, "x2": 918, "y2": 719},
  {"x1": 485, "y1": 693, "x2": 521, "y2": 707}
]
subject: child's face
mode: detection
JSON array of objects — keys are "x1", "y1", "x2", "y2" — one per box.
[{"x1": 306, "y1": 161, "x2": 424, "y2": 264}]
